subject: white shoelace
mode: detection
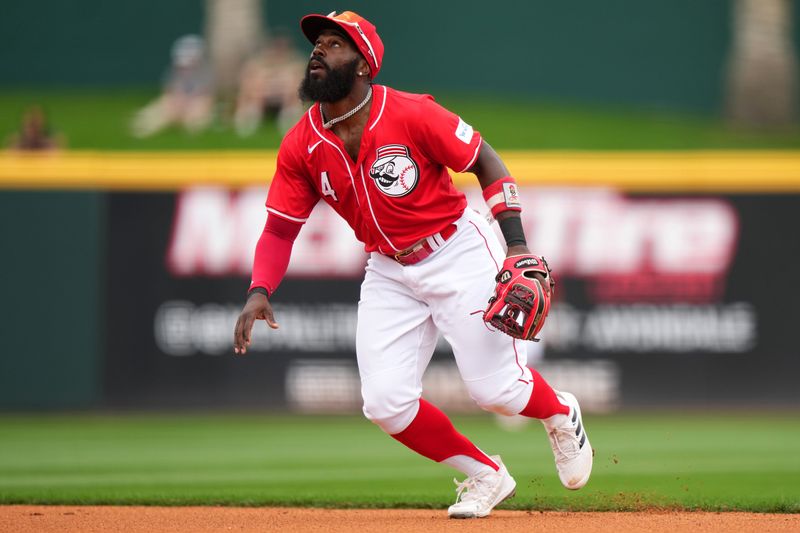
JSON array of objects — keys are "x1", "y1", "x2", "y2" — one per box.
[
  {"x1": 453, "y1": 470, "x2": 496, "y2": 504},
  {"x1": 548, "y1": 426, "x2": 582, "y2": 463}
]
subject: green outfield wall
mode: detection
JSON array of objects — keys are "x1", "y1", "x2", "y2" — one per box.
[
  {"x1": 4, "y1": 1, "x2": 799, "y2": 112},
  {"x1": 0, "y1": 192, "x2": 103, "y2": 409}
]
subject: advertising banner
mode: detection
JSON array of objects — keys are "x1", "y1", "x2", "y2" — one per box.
[{"x1": 104, "y1": 187, "x2": 799, "y2": 410}]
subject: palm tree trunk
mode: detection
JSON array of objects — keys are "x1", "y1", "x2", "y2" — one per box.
[
  {"x1": 726, "y1": 0, "x2": 798, "y2": 127},
  {"x1": 206, "y1": 0, "x2": 264, "y2": 97}
]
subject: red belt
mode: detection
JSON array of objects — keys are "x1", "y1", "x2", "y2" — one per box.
[{"x1": 392, "y1": 223, "x2": 458, "y2": 266}]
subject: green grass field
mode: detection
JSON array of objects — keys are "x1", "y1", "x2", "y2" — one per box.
[
  {"x1": 2, "y1": 88, "x2": 800, "y2": 151},
  {"x1": 1, "y1": 413, "x2": 798, "y2": 512}
]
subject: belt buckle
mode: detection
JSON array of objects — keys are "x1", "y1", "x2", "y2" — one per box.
[
  {"x1": 393, "y1": 248, "x2": 415, "y2": 262},
  {"x1": 394, "y1": 241, "x2": 423, "y2": 263}
]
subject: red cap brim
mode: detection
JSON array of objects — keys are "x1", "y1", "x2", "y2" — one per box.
[{"x1": 301, "y1": 15, "x2": 354, "y2": 48}]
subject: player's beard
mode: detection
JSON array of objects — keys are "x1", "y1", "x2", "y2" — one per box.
[{"x1": 298, "y1": 57, "x2": 360, "y2": 103}]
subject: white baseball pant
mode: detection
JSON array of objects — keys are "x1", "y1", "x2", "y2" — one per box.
[{"x1": 356, "y1": 208, "x2": 535, "y2": 435}]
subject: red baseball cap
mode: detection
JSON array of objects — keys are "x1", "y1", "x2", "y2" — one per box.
[{"x1": 300, "y1": 11, "x2": 384, "y2": 79}]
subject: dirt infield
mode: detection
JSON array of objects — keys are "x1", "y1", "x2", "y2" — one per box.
[{"x1": 2, "y1": 506, "x2": 798, "y2": 533}]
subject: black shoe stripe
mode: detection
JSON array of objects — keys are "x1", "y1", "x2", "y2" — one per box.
[
  {"x1": 575, "y1": 420, "x2": 582, "y2": 437},
  {"x1": 571, "y1": 409, "x2": 577, "y2": 424},
  {"x1": 579, "y1": 432, "x2": 587, "y2": 448}
]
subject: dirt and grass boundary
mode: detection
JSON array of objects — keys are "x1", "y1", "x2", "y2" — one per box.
[{"x1": 2, "y1": 506, "x2": 799, "y2": 533}]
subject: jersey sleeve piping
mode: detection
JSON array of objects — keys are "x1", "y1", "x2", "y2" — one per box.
[
  {"x1": 458, "y1": 136, "x2": 483, "y2": 173},
  {"x1": 266, "y1": 207, "x2": 309, "y2": 223}
]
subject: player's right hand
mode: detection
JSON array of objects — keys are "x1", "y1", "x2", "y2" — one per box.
[{"x1": 233, "y1": 292, "x2": 278, "y2": 355}]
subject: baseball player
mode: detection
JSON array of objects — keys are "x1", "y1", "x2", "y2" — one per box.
[{"x1": 233, "y1": 10, "x2": 592, "y2": 518}]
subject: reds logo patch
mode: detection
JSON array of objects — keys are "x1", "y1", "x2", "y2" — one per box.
[
  {"x1": 369, "y1": 145, "x2": 419, "y2": 197},
  {"x1": 503, "y1": 182, "x2": 521, "y2": 208}
]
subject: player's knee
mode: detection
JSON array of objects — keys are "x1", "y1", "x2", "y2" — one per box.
[
  {"x1": 467, "y1": 378, "x2": 530, "y2": 416},
  {"x1": 361, "y1": 381, "x2": 419, "y2": 434},
  {"x1": 472, "y1": 395, "x2": 518, "y2": 416}
]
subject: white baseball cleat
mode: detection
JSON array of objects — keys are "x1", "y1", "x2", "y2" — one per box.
[
  {"x1": 447, "y1": 455, "x2": 516, "y2": 519},
  {"x1": 542, "y1": 391, "x2": 593, "y2": 490}
]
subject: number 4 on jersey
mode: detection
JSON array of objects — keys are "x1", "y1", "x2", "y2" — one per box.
[{"x1": 321, "y1": 171, "x2": 339, "y2": 202}]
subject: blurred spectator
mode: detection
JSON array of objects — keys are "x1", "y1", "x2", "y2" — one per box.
[
  {"x1": 6, "y1": 106, "x2": 64, "y2": 151},
  {"x1": 233, "y1": 33, "x2": 305, "y2": 136},
  {"x1": 131, "y1": 35, "x2": 215, "y2": 137}
]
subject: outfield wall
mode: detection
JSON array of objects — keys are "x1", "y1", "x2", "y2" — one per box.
[
  {"x1": 0, "y1": 192, "x2": 103, "y2": 409},
  {"x1": 0, "y1": 151, "x2": 798, "y2": 411}
]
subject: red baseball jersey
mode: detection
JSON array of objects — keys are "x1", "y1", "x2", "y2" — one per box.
[{"x1": 265, "y1": 85, "x2": 482, "y2": 254}]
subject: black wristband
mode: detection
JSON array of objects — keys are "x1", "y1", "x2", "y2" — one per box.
[
  {"x1": 498, "y1": 216, "x2": 527, "y2": 248},
  {"x1": 247, "y1": 286, "x2": 269, "y2": 299}
]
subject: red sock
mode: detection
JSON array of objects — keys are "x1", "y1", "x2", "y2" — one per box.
[
  {"x1": 391, "y1": 399, "x2": 498, "y2": 471},
  {"x1": 518, "y1": 368, "x2": 570, "y2": 419}
]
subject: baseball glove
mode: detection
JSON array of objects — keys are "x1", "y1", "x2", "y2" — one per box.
[{"x1": 484, "y1": 255, "x2": 554, "y2": 341}]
